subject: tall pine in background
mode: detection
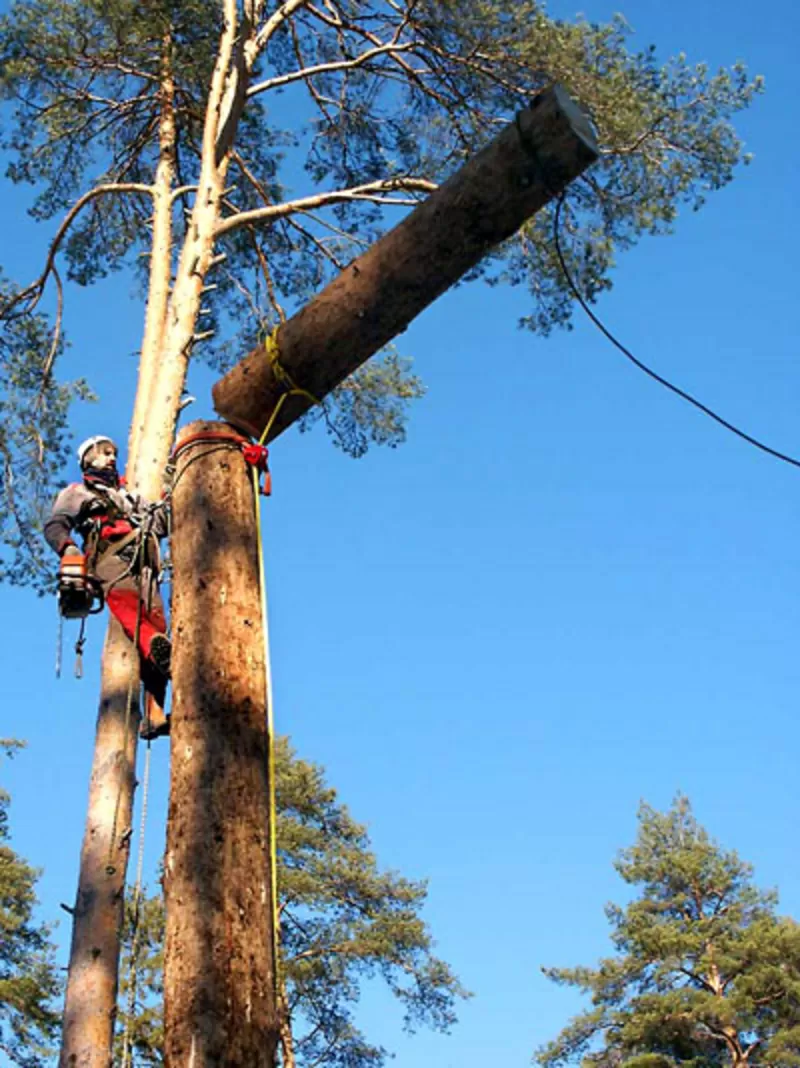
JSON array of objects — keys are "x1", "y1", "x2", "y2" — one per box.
[
  {"x1": 538, "y1": 797, "x2": 800, "y2": 1068},
  {"x1": 115, "y1": 738, "x2": 467, "y2": 1068},
  {"x1": 0, "y1": 740, "x2": 61, "y2": 1068}
]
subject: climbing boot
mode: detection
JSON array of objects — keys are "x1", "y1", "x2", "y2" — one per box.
[
  {"x1": 140, "y1": 693, "x2": 170, "y2": 741},
  {"x1": 139, "y1": 715, "x2": 171, "y2": 741},
  {"x1": 149, "y1": 633, "x2": 172, "y2": 678}
]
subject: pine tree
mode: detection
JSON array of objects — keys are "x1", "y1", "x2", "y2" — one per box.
[
  {"x1": 0, "y1": 2, "x2": 763, "y2": 1062},
  {"x1": 115, "y1": 737, "x2": 467, "y2": 1068},
  {"x1": 0, "y1": 740, "x2": 62, "y2": 1068},
  {"x1": 0, "y1": 275, "x2": 92, "y2": 593},
  {"x1": 537, "y1": 796, "x2": 800, "y2": 1068},
  {"x1": 0, "y1": 0, "x2": 763, "y2": 517}
]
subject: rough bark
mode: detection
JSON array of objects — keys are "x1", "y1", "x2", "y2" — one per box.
[
  {"x1": 58, "y1": 622, "x2": 141, "y2": 1068},
  {"x1": 212, "y1": 83, "x2": 599, "y2": 439},
  {"x1": 163, "y1": 419, "x2": 279, "y2": 1068}
]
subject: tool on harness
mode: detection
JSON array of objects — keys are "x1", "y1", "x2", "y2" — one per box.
[
  {"x1": 74, "y1": 620, "x2": 87, "y2": 679},
  {"x1": 57, "y1": 553, "x2": 105, "y2": 620}
]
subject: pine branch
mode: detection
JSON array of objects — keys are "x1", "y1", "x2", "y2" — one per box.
[
  {"x1": 34, "y1": 266, "x2": 63, "y2": 409},
  {"x1": 0, "y1": 183, "x2": 153, "y2": 320},
  {"x1": 247, "y1": 40, "x2": 418, "y2": 97},
  {"x1": 255, "y1": 0, "x2": 315, "y2": 53},
  {"x1": 215, "y1": 177, "x2": 436, "y2": 237}
]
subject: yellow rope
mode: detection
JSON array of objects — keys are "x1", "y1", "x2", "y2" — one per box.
[
  {"x1": 251, "y1": 327, "x2": 321, "y2": 995},
  {"x1": 251, "y1": 462, "x2": 281, "y2": 996},
  {"x1": 263, "y1": 326, "x2": 320, "y2": 415}
]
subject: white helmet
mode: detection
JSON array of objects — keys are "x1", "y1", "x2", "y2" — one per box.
[{"x1": 77, "y1": 435, "x2": 117, "y2": 469}]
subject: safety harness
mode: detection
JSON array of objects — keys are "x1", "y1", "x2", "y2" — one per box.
[
  {"x1": 168, "y1": 428, "x2": 272, "y2": 495},
  {"x1": 56, "y1": 480, "x2": 167, "y2": 679}
]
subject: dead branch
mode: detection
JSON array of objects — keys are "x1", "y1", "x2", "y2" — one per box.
[
  {"x1": 215, "y1": 176, "x2": 437, "y2": 238},
  {"x1": 255, "y1": 0, "x2": 314, "y2": 53},
  {"x1": 247, "y1": 40, "x2": 418, "y2": 96},
  {"x1": 35, "y1": 266, "x2": 63, "y2": 408}
]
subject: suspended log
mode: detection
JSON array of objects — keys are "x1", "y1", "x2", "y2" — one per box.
[{"x1": 213, "y1": 84, "x2": 598, "y2": 440}]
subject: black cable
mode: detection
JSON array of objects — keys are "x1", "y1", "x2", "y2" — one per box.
[{"x1": 552, "y1": 193, "x2": 800, "y2": 471}]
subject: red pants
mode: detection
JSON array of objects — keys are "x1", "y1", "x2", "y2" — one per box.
[
  {"x1": 94, "y1": 542, "x2": 167, "y2": 663},
  {"x1": 105, "y1": 588, "x2": 167, "y2": 662},
  {"x1": 94, "y1": 542, "x2": 168, "y2": 708}
]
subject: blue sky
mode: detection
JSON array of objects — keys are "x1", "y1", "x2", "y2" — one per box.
[{"x1": 1, "y1": 0, "x2": 799, "y2": 1065}]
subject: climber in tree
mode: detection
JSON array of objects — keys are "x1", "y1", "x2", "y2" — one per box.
[{"x1": 44, "y1": 435, "x2": 172, "y2": 739}]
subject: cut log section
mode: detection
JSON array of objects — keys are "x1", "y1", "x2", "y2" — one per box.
[{"x1": 212, "y1": 85, "x2": 598, "y2": 441}]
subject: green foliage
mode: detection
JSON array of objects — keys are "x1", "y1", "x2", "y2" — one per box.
[
  {"x1": 0, "y1": 0, "x2": 763, "y2": 581},
  {"x1": 116, "y1": 890, "x2": 164, "y2": 1067},
  {"x1": 537, "y1": 797, "x2": 800, "y2": 1068},
  {"x1": 115, "y1": 737, "x2": 467, "y2": 1068},
  {"x1": 299, "y1": 351, "x2": 426, "y2": 457},
  {"x1": 0, "y1": 741, "x2": 62, "y2": 1067},
  {"x1": 503, "y1": 10, "x2": 763, "y2": 328},
  {"x1": 0, "y1": 272, "x2": 94, "y2": 592},
  {"x1": 0, "y1": 0, "x2": 762, "y2": 321}
]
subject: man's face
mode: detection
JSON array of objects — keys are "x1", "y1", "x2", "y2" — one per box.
[{"x1": 86, "y1": 441, "x2": 118, "y2": 470}]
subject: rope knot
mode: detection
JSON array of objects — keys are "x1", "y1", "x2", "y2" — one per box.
[{"x1": 262, "y1": 325, "x2": 322, "y2": 412}]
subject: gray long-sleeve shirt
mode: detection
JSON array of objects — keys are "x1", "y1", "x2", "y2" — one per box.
[{"x1": 44, "y1": 480, "x2": 168, "y2": 556}]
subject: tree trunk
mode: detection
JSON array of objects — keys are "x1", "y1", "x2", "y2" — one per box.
[
  {"x1": 133, "y1": 6, "x2": 244, "y2": 494},
  {"x1": 163, "y1": 419, "x2": 279, "y2": 1068},
  {"x1": 58, "y1": 36, "x2": 180, "y2": 1066},
  {"x1": 59, "y1": 15, "x2": 262, "y2": 1068},
  {"x1": 128, "y1": 33, "x2": 176, "y2": 476},
  {"x1": 212, "y1": 84, "x2": 599, "y2": 440},
  {"x1": 278, "y1": 979, "x2": 296, "y2": 1068},
  {"x1": 58, "y1": 622, "x2": 141, "y2": 1068}
]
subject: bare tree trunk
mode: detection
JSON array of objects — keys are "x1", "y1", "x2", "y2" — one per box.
[
  {"x1": 58, "y1": 42, "x2": 179, "y2": 1068},
  {"x1": 133, "y1": 5, "x2": 244, "y2": 494},
  {"x1": 129, "y1": 34, "x2": 177, "y2": 474},
  {"x1": 58, "y1": 623, "x2": 141, "y2": 1068},
  {"x1": 212, "y1": 85, "x2": 599, "y2": 440},
  {"x1": 163, "y1": 419, "x2": 279, "y2": 1068}
]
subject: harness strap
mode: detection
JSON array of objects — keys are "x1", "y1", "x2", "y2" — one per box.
[
  {"x1": 97, "y1": 525, "x2": 143, "y2": 560},
  {"x1": 171, "y1": 429, "x2": 250, "y2": 459},
  {"x1": 171, "y1": 431, "x2": 272, "y2": 495},
  {"x1": 99, "y1": 518, "x2": 135, "y2": 540}
]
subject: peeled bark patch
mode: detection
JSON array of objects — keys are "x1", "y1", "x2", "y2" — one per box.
[{"x1": 164, "y1": 419, "x2": 278, "y2": 1068}]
